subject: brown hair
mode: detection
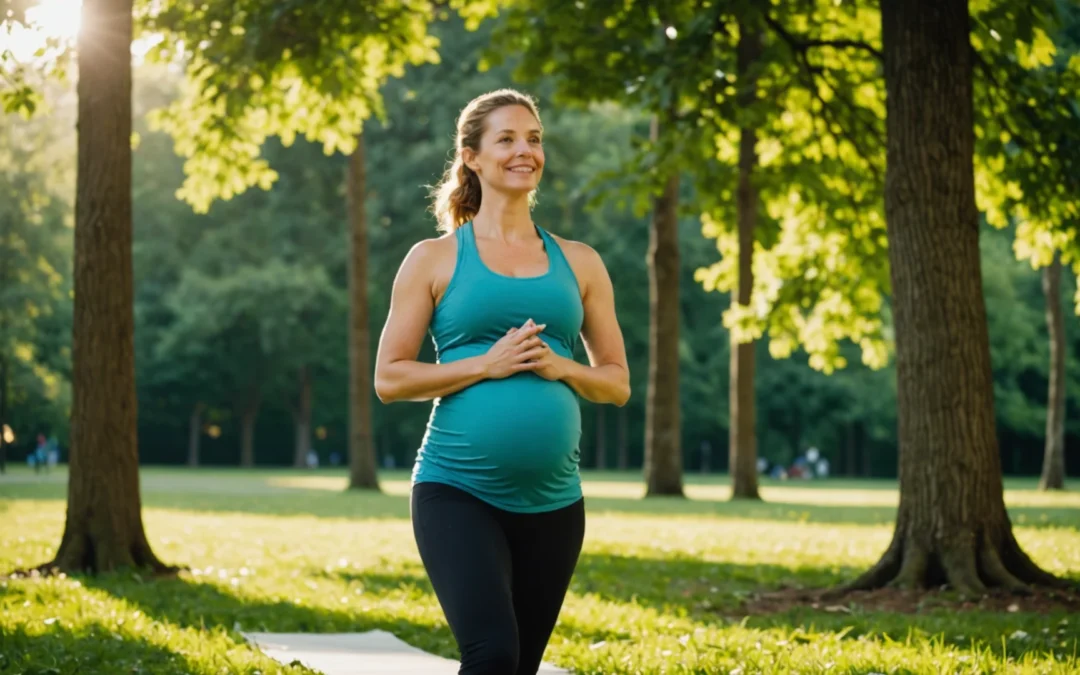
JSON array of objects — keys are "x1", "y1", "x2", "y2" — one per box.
[{"x1": 429, "y1": 89, "x2": 543, "y2": 234}]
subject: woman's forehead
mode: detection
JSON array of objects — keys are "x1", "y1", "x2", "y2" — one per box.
[{"x1": 484, "y1": 105, "x2": 542, "y2": 133}]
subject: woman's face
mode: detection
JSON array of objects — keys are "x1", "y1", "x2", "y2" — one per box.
[{"x1": 464, "y1": 104, "x2": 544, "y2": 197}]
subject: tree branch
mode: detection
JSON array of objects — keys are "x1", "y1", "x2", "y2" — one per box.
[{"x1": 764, "y1": 14, "x2": 883, "y2": 62}]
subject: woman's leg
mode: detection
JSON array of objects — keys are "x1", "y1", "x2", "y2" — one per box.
[
  {"x1": 506, "y1": 498, "x2": 586, "y2": 675},
  {"x1": 411, "y1": 481, "x2": 519, "y2": 675}
]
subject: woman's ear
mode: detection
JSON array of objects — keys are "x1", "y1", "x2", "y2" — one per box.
[{"x1": 462, "y1": 147, "x2": 480, "y2": 174}]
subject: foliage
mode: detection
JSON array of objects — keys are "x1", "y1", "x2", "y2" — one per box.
[
  {"x1": 0, "y1": 102, "x2": 72, "y2": 452},
  {"x1": 0, "y1": 0, "x2": 73, "y2": 117},
  {"x1": 142, "y1": 0, "x2": 499, "y2": 212},
  {"x1": 2, "y1": 468, "x2": 1079, "y2": 673},
  {"x1": 972, "y1": 0, "x2": 1080, "y2": 303},
  {"x1": 486, "y1": 0, "x2": 892, "y2": 373}
]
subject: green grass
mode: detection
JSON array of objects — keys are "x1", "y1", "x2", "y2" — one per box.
[{"x1": 1, "y1": 466, "x2": 1078, "y2": 674}]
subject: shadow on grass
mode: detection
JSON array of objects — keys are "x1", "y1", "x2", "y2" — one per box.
[
  {"x1": 79, "y1": 571, "x2": 457, "y2": 660},
  {"x1": 311, "y1": 550, "x2": 1078, "y2": 662},
  {"x1": 36, "y1": 551, "x2": 1077, "y2": 671},
  {"x1": 0, "y1": 622, "x2": 207, "y2": 675},
  {"x1": 573, "y1": 553, "x2": 858, "y2": 614},
  {"x1": 316, "y1": 568, "x2": 433, "y2": 594}
]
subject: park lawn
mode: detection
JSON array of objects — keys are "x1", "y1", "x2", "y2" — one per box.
[{"x1": 0, "y1": 467, "x2": 1078, "y2": 674}]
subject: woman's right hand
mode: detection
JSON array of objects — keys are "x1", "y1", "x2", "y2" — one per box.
[{"x1": 482, "y1": 319, "x2": 548, "y2": 379}]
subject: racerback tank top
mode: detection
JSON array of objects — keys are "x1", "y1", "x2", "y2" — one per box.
[{"x1": 412, "y1": 221, "x2": 585, "y2": 513}]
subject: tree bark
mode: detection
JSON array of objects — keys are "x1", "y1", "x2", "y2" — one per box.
[
  {"x1": 595, "y1": 405, "x2": 607, "y2": 470},
  {"x1": 239, "y1": 388, "x2": 260, "y2": 468},
  {"x1": 347, "y1": 134, "x2": 380, "y2": 490},
  {"x1": 644, "y1": 114, "x2": 684, "y2": 497},
  {"x1": 1040, "y1": 253, "x2": 1066, "y2": 491},
  {"x1": 186, "y1": 401, "x2": 204, "y2": 467},
  {"x1": 617, "y1": 404, "x2": 629, "y2": 471},
  {"x1": 730, "y1": 18, "x2": 763, "y2": 501},
  {"x1": 39, "y1": 0, "x2": 172, "y2": 575},
  {"x1": 291, "y1": 366, "x2": 313, "y2": 468},
  {"x1": 844, "y1": 0, "x2": 1066, "y2": 595}
]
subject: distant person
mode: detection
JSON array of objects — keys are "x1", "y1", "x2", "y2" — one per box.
[
  {"x1": 374, "y1": 89, "x2": 631, "y2": 675},
  {"x1": 816, "y1": 457, "x2": 830, "y2": 479},
  {"x1": 34, "y1": 434, "x2": 48, "y2": 474},
  {"x1": 305, "y1": 449, "x2": 319, "y2": 469},
  {"x1": 47, "y1": 435, "x2": 59, "y2": 468}
]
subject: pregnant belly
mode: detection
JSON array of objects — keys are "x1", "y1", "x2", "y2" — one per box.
[{"x1": 424, "y1": 374, "x2": 582, "y2": 477}]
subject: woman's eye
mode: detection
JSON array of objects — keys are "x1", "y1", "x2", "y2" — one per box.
[{"x1": 499, "y1": 137, "x2": 512, "y2": 143}]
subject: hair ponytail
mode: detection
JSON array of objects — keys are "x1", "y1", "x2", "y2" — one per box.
[
  {"x1": 431, "y1": 157, "x2": 483, "y2": 234},
  {"x1": 429, "y1": 88, "x2": 543, "y2": 234}
]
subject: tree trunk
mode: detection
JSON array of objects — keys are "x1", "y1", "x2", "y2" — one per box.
[
  {"x1": 347, "y1": 134, "x2": 380, "y2": 490},
  {"x1": 239, "y1": 389, "x2": 260, "y2": 468},
  {"x1": 729, "y1": 18, "x2": 763, "y2": 501},
  {"x1": 40, "y1": 0, "x2": 172, "y2": 575},
  {"x1": 595, "y1": 405, "x2": 607, "y2": 470},
  {"x1": 845, "y1": 0, "x2": 1065, "y2": 594},
  {"x1": 643, "y1": 115, "x2": 683, "y2": 497},
  {"x1": 617, "y1": 404, "x2": 629, "y2": 471},
  {"x1": 292, "y1": 366, "x2": 313, "y2": 468},
  {"x1": 0, "y1": 353, "x2": 8, "y2": 475},
  {"x1": 1040, "y1": 253, "x2": 1066, "y2": 491},
  {"x1": 187, "y1": 401, "x2": 204, "y2": 468}
]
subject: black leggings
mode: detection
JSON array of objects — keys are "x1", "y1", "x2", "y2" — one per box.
[{"x1": 411, "y1": 481, "x2": 586, "y2": 675}]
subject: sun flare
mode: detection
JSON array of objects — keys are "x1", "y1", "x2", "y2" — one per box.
[
  {"x1": 2, "y1": 0, "x2": 82, "y2": 62},
  {"x1": 27, "y1": 0, "x2": 82, "y2": 41}
]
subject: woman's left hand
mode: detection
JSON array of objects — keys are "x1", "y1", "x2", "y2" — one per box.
[{"x1": 507, "y1": 323, "x2": 567, "y2": 381}]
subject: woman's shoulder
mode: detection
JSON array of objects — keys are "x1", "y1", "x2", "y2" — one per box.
[
  {"x1": 398, "y1": 231, "x2": 459, "y2": 302},
  {"x1": 550, "y1": 233, "x2": 605, "y2": 271},
  {"x1": 549, "y1": 233, "x2": 608, "y2": 294},
  {"x1": 402, "y1": 230, "x2": 458, "y2": 266}
]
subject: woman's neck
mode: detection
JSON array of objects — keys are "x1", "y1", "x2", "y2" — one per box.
[{"x1": 471, "y1": 192, "x2": 535, "y2": 242}]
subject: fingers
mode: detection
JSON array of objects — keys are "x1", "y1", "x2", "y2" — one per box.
[
  {"x1": 517, "y1": 345, "x2": 547, "y2": 362},
  {"x1": 510, "y1": 321, "x2": 546, "y2": 343}
]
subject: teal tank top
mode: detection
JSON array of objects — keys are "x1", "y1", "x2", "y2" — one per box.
[{"x1": 412, "y1": 221, "x2": 585, "y2": 513}]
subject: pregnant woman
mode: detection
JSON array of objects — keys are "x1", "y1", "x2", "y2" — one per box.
[{"x1": 374, "y1": 88, "x2": 631, "y2": 675}]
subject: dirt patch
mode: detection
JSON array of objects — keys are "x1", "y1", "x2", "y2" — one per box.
[{"x1": 734, "y1": 585, "x2": 1080, "y2": 616}]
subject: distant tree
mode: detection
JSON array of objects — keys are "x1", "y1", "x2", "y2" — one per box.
[
  {"x1": 1041, "y1": 252, "x2": 1067, "y2": 490},
  {"x1": 970, "y1": 1, "x2": 1080, "y2": 491},
  {"x1": 148, "y1": 0, "x2": 500, "y2": 489}
]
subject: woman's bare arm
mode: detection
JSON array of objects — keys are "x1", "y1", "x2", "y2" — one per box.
[
  {"x1": 374, "y1": 238, "x2": 548, "y2": 403},
  {"x1": 559, "y1": 243, "x2": 631, "y2": 406},
  {"x1": 374, "y1": 240, "x2": 488, "y2": 403}
]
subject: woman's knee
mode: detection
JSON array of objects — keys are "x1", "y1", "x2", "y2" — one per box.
[{"x1": 459, "y1": 636, "x2": 519, "y2": 675}]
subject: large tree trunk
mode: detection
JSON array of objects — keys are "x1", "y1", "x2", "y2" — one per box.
[
  {"x1": 239, "y1": 388, "x2": 260, "y2": 468},
  {"x1": 291, "y1": 366, "x2": 313, "y2": 468},
  {"x1": 187, "y1": 401, "x2": 204, "y2": 467},
  {"x1": 595, "y1": 405, "x2": 607, "y2": 470},
  {"x1": 729, "y1": 18, "x2": 763, "y2": 501},
  {"x1": 347, "y1": 135, "x2": 379, "y2": 490},
  {"x1": 644, "y1": 115, "x2": 684, "y2": 497},
  {"x1": 40, "y1": 0, "x2": 171, "y2": 575},
  {"x1": 845, "y1": 0, "x2": 1065, "y2": 594},
  {"x1": 1040, "y1": 253, "x2": 1066, "y2": 491}
]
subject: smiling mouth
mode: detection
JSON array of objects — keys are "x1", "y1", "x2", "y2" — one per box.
[{"x1": 507, "y1": 167, "x2": 536, "y2": 173}]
